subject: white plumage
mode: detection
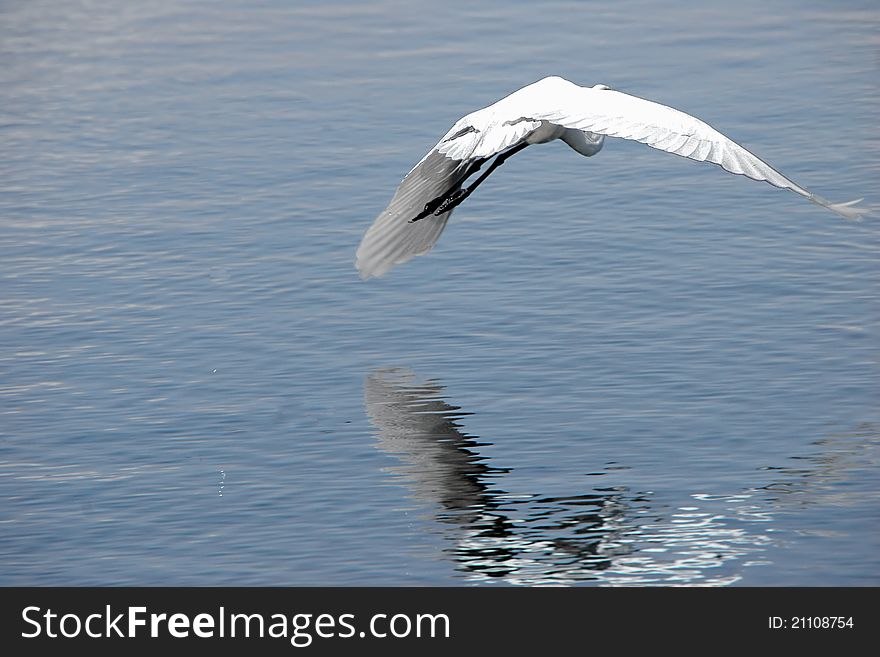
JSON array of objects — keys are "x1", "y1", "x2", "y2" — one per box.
[{"x1": 356, "y1": 76, "x2": 867, "y2": 279}]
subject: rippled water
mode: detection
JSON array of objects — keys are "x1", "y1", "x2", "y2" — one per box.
[{"x1": 1, "y1": 0, "x2": 878, "y2": 585}]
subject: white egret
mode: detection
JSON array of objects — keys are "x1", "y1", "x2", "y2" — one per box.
[{"x1": 355, "y1": 76, "x2": 867, "y2": 279}]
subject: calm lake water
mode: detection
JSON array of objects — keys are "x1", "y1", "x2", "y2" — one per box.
[{"x1": 1, "y1": 0, "x2": 877, "y2": 586}]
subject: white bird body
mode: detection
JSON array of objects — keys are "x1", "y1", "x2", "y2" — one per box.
[{"x1": 356, "y1": 76, "x2": 866, "y2": 279}]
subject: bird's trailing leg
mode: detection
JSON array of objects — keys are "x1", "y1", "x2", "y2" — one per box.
[
  {"x1": 408, "y1": 156, "x2": 489, "y2": 223},
  {"x1": 433, "y1": 141, "x2": 530, "y2": 215},
  {"x1": 409, "y1": 142, "x2": 529, "y2": 222}
]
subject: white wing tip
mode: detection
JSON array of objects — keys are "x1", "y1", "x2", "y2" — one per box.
[
  {"x1": 355, "y1": 252, "x2": 390, "y2": 280},
  {"x1": 811, "y1": 196, "x2": 870, "y2": 221},
  {"x1": 356, "y1": 265, "x2": 385, "y2": 280}
]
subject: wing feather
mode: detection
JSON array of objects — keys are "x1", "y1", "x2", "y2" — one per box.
[
  {"x1": 355, "y1": 149, "x2": 470, "y2": 279},
  {"x1": 530, "y1": 80, "x2": 866, "y2": 219},
  {"x1": 357, "y1": 107, "x2": 542, "y2": 278}
]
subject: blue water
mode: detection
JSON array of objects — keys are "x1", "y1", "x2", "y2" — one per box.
[{"x1": 1, "y1": 0, "x2": 877, "y2": 586}]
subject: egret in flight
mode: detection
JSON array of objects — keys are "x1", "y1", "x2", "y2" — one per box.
[{"x1": 355, "y1": 76, "x2": 867, "y2": 279}]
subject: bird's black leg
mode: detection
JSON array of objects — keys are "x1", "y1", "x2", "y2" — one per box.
[
  {"x1": 409, "y1": 156, "x2": 490, "y2": 223},
  {"x1": 428, "y1": 142, "x2": 529, "y2": 218}
]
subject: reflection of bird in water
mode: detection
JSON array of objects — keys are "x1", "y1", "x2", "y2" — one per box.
[
  {"x1": 364, "y1": 368, "x2": 879, "y2": 585},
  {"x1": 364, "y1": 367, "x2": 632, "y2": 584},
  {"x1": 364, "y1": 367, "x2": 500, "y2": 520}
]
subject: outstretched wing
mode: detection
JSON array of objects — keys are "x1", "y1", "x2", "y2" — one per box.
[
  {"x1": 355, "y1": 148, "x2": 471, "y2": 279},
  {"x1": 528, "y1": 78, "x2": 866, "y2": 219},
  {"x1": 356, "y1": 107, "x2": 542, "y2": 279}
]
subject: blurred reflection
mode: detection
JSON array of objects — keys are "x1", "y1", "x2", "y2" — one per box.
[
  {"x1": 365, "y1": 368, "x2": 879, "y2": 586},
  {"x1": 364, "y1": 368, "x2": 629, "y2": 584}
]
